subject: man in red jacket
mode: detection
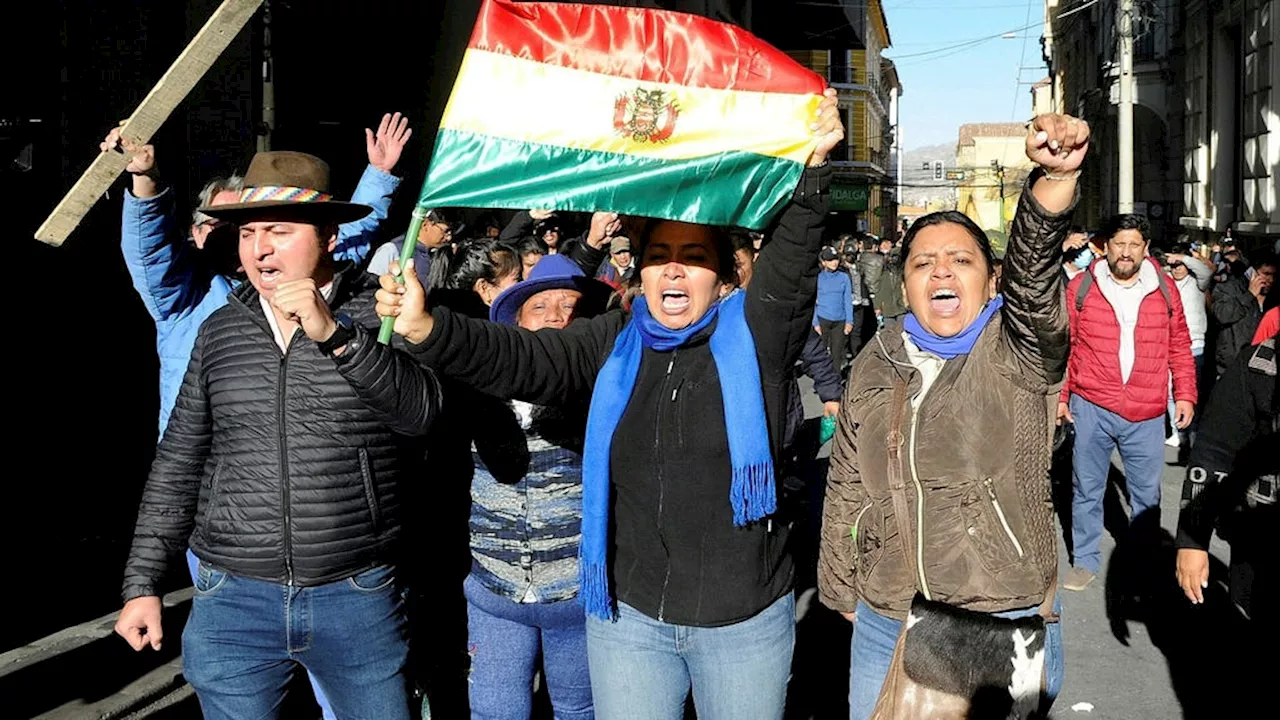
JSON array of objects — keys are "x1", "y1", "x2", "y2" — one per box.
[{"x1": 1057, "y1": 213, "x2": 1197, "y2": 591}]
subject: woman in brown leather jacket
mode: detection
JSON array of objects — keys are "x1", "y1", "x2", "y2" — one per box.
[{"x1": 818, "y1": 114, "x2": 1089, "y2": 719}]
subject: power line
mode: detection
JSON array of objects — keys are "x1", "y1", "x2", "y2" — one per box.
[
  {"x1": 884, "y1": 19, "x2": 1043, "y2": 60},
  {"x1": 800, "y1": 1, "x2": 1037, "y2": 9},
  {"x1": 1010, "y1": 0, "x2": 1036, "y2": 121},
  {"x1": 891, "y1": 34, "x2": 1038, "y2": 68},
  {"x1": 1056, "y1": 0, "x2": 1100, "y2": 21}
]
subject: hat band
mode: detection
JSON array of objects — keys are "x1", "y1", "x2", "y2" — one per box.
[{"x1": 239, "y1": 185, "x2": 334, "y2": 204}]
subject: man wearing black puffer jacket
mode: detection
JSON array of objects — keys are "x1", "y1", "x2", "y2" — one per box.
[{"x1": 115, "y1": 152, "x2": 440, "y2": 720}]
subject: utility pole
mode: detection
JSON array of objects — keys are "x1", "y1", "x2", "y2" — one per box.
[
  {"x1": 1117, "y1": 0, "x2": 1135, "y2": 212},
  {"x1": 991, "y1": 159, "x2": 1006, "y2": 237},
  {"x1": 258, "y1": 0, "x2": 275, "y2": 152}
]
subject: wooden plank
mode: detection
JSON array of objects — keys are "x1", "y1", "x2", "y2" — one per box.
[{"x1": 34, "y1": 0, "x2": 265, "y2": 247}]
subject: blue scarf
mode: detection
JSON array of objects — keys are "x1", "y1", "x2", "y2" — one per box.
[
  {"x1": 902, "y1": 295, "x2": 1005, "y2": 359},
  {"x1": 579, "y1": 290, "x2": 775, "y2": 620}
]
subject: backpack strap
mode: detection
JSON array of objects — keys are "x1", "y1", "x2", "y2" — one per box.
[
  {"x1": 1154, "y1": 269, "x2": 1174, "y2": 317},
  {"x1": 1074, "y1": 271, "x2": 1094, "y2": 313},
  {"x1": 1076, "y1": 263, "x2": 1174, "y2": 317}
]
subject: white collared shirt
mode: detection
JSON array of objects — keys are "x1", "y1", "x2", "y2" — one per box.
[{"x1": 1094, "y1": 261, "x2": 1160, "y2": 383}]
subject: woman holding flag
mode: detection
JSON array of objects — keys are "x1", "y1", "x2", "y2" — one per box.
[{"x1": 376, "y1": 77, "x2": 842, "y2": 716}]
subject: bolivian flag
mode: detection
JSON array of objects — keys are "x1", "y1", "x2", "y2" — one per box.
[{"x1": 419, "y1": 0, "x2": 826, "y2": 230}]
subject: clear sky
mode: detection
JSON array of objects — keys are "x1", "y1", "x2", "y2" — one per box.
[{"x1": 881, "y1": 0, "x2": 1047, "y2": 150}]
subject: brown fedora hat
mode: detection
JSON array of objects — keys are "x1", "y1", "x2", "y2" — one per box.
[{"x1": 200, "y1": 151, "x2": 373, "y2": 225}]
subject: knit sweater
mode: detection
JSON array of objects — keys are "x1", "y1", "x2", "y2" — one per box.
[{"x1": 468, "y1": 400, "x2": 586, "y2": 604}]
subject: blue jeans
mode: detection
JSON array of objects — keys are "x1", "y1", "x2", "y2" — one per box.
[
  {"x1": 585, "y1": 592, "x2": 795, "y2": 720},
  {"x1": 185, "y1": 551, "x2": 336, "y2": 719},
  {"x1": 1167, "y1": 350, "x2": 1204, "y2": 434},
  {"x1": 182, "y1": 561, "x2": 412, "y2": 720},
  {"x1": 847, "y1": 599, "x2": 1064, "y2": 720},
  {"x1": 1069, "y1": 394, "x2": 1165, "y2": 573},
  {"x1": 464, "y1": 573, "x2": 593, "y2": 719}
]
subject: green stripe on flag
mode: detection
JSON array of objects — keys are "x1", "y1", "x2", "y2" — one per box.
[{"x1": 419, "y1": 129, "x2": 805, "y2": 230}]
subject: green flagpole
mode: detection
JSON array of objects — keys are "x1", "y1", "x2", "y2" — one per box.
[{"x1": 378, "y1": 205, "x2": 429, "y2": 344}]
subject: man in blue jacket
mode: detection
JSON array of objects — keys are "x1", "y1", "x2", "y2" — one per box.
[
  {"x1": 812, "y1": 245, "x2": 855, "y2": 370},
  {"x1": 103, "y1": 112, "x2": 410, "y2": 435}
]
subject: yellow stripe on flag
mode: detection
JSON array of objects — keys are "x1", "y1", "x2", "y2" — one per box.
[{"x1": 440, "y1": 49, "x2": 821, "y2": 164}]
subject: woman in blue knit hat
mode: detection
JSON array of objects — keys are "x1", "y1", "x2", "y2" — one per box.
[{"x1": 464, "y1": 253, "x2": 612, "y2": 720}]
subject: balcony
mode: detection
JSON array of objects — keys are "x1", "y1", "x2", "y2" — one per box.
[{"x1": 827, "y1": 64, "x2": 858, "y2": 85}]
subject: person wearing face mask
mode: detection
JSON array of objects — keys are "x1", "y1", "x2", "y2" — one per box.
[
  {"x1": 818, "y1": 114, "x2": 1090, "y2": 719},
  {"x1": 376, "y1": 90, "x2": 844, "y2": 720},
  {"x1": 1061, "y1": 226, "x2": 1096, "y2": 281}
]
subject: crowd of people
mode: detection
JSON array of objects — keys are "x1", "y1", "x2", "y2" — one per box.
[{"x1": 100, "y1": 88, "x2": 1275, "y2": 720}]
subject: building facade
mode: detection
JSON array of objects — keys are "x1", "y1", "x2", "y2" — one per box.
[
  {"x1": 1043, "y1": 0, "x2": 1278, "y2": 247},
  {"x1": 1179, "y1": 0, "x2": 1278, "y2": 244},
  {"x1": 777, "y1": 0, "x2": 899, "y2": 238},
  {"x1": 955, "y1": 123, "x2": 1036, "y2": 254}
]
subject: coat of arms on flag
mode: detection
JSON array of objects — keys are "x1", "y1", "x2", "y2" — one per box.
[{"x1": 613, "y1": 89, "x2": 680, "y2": 144}]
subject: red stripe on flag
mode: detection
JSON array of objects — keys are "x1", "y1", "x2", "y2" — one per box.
[{"x1": 470, "y1": 0, "x2": 824, "y2": 95}]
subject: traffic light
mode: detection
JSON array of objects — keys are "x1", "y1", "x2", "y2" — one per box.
[
  {"x1": 934, "y1": 161, "x2": 943, "y2": 180},
  {"x1": 922, "y1": 161, "x2": 931, "y2": 171}
]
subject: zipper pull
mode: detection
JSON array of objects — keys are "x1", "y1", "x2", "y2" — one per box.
[
  {"x1": 666, "y1": 357, "x2": 675, "y2": 375},
  {"x1": 671, "y1": 379, "x2": 684, "y2": 402},
  {"x1": 983, "y1": 477, "x2": 997, "y2": 500}
]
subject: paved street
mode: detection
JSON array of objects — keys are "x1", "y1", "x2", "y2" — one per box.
[{"x1": 789, "y1": 377, "x2": 1240, "y2": 720}]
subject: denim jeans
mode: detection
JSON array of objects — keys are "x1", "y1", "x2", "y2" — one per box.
[
  {"x1": 464, "y1": 573, "x2": 593, "y2": 719},
  {"x1": 182, "y1": 561, "x2": 412, "y2": 720},
  {"x1": 847, "y1": 599, "x2": 1064, "y2": 720},
  {"x1": 1069, "y1": 394, "x2": 1166, "y2": 573},
  {"x1": 585, "y1": 592, "x2": 795, "y2": 720},
  {"x1": 1167, "y1": 350, "x2": 1204, "y2": 435},
  {"x1": 185, "y1": 551, "x2": 337, "y2": 719}
]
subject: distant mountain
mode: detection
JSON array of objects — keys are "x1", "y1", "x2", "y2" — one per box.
[{"x1": 897, "y1": 143, "x2": 958, "y2": 208}]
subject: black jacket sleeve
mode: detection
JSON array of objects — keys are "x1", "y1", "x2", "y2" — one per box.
[
  {"x1": 122, "y1": 328, "x2": 213, "y2": 602},
  {"x1": 499, "y1": 211, "x2": 536, "y2": 243},
  {"x1": 999, "y1": 172, "x2": 1078, "y2": 387},
  {"x1": 746, "y1": 164, "x2": 832, "y2": 386},
  {"x1": 1211, "y1": 277, "x2": 1254, "y2": 326},
  {"x1": 800, "y1": 331, "x2": 843, "y2": 403},
  {"x1": 560, "y1": 234, "x2": 610, "y2": 277},
  {"x1": 407, "y1": 306, "x2": 626, "y2": 405},
  {"x1": 332, "y1": 322, "x2": 442, "y2": 437},
  {"x1": 743, "y1": 164, "x2": 831, "y2": 457},
  {"x1": 1176, "y1": 346, "x2": 1264, "y2": 551}
]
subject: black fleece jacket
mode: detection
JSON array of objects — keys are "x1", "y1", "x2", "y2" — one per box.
[{"x1": 407, "y1": 165, "x2": 831, "y2": 625}]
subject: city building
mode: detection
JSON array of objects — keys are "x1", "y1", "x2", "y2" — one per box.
[
  {"x1": 955, "y1": 123, "x2": 1036, "y2": 254},
  {"x1": 1179, "y1": 0, "x2": 1278, "y2": 244},
  {"x1": 770, "y1": 0, "x2": 899, "y2": 238},
  {"x1": 1042, "y1": 0, "x2": 1277, "y2": 246}
]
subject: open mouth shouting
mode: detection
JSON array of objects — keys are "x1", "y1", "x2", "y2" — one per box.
[
  {"x1": 929, "y1": 287, "x2": 961, "y2": 316},
  {"x1": 256, "y1": 264, "x2": 284, "y2": 288},
  {"x1": 661, "y1": 287, "x2": 691, "y2": 315}
]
